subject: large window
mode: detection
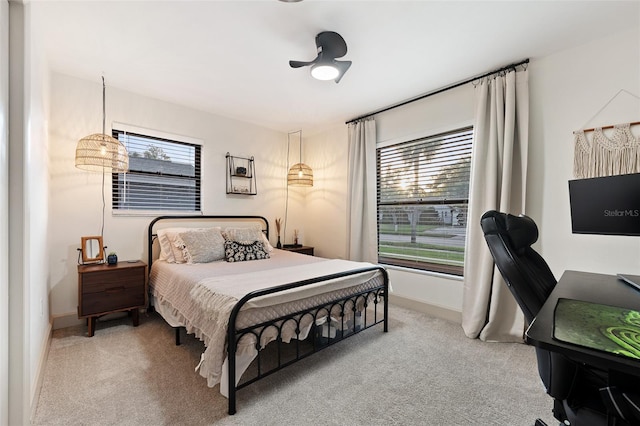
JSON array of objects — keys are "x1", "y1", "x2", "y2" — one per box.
[
  {"x1": 376, "y1": 126, "x2": 473, "y2": 276},
  {"x1": 112, "y1": 129, "x2": 201, "y2": 213}
]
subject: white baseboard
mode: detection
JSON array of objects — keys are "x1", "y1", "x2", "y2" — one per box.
[
  {"x1": 389, "y1": 294, "x2": 462, "y2": 324},
  {"x1": 55, "y1": 300, "x2": 461, "y2": 328},
  {"x1": 53, "y1": 311, "x2": 134, "y2": 331},
  {"x1": 30, "y1": 321, "x2": 52, "y2": 423},
  {"x1": 52, "y1": 312, "x2": 83, "y2": 330}
]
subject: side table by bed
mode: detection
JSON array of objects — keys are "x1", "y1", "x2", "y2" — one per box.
[
  {"x1": 77, "y1": 260, "x2": 147, "y2": 337},
  {"x1": 282, "y1": 245, "x2": 314, "y2": 256}
]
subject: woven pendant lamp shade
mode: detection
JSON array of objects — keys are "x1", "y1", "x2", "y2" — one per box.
[
  {"x1": 75, "y1": 77, "x2": 129, "y2": 173},
  {"x1": 75, "y1": 133, "x2": 129, "y2": 172},
  {"x1": 287, "y1": 162, "x2": 313, "y2": 186}
]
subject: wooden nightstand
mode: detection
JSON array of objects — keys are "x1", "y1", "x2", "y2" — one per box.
[
  {"x1": 282, "y1": 245, "x2": 314, "y2": 256},
  {"x1": 77, "y1": 260, "x2": 147, "y2": 337}
]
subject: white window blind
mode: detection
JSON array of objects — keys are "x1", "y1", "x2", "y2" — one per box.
[
  {"x1": 376, "y1": 126, "x2": 472, "y2": 275},
  {"x1": 112, "y1": 129, "x2": 201, "y2": 213}
]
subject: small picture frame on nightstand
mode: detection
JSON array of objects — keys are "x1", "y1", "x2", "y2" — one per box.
[{"x1": 80, "y1": 236, "x2": 104, "y2": 264}]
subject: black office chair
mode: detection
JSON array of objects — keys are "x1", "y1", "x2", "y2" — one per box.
[{"x1": 480, "y1": 210, "x2": 639, "y2": 426}]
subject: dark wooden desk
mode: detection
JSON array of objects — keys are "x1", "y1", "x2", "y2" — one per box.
[{"x1": 526, "y1": 270, "x2": 640, "y2": 377}]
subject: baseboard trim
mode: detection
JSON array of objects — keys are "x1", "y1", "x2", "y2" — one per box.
[
  {"x1": 389, "y1": 294, "x2": 461, "y2": 324},
  {"x1": 30, "y1": 321, "x2": 52, "y2": 423},
  {"x1": 55, "y1": 299, "x2": 461, "y2": 326},
  {"x1": 52, "y1": 312, "x2": 83, "y2": 330}
]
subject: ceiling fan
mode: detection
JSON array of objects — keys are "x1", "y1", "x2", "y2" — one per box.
[{"x1": 289, "y1": 31, "x2": 352, "y2": 83}]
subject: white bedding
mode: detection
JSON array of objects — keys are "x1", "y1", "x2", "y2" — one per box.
[{"x1": 149, "y1": 249, "x2": 384, "y2": 395}]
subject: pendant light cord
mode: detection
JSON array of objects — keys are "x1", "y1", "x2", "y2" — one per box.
[
  {"x1": 101, "y1": 75, "x2": 106, "y2": 240},
  {"x1": 298, "y1": 130, "x2": 302, "y2": 167},
  {"x1": 283, "y1": 132, "x2": 291, "y2": 242},
  {"x1": 101, "y1": 171, "x2": 105, "y2": 239},
  {"x1": 102, "y1": 76, "x2": 106, "y2": 135},
  {"x1": 283, "y1": 129, "x2": 303, "y2": 244}
]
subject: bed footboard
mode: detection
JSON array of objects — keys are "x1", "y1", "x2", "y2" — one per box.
[{"x1": 226, "y1": 265, "x2": 389, "y2": 415}]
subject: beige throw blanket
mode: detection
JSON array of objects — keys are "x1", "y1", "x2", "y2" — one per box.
[{"x1": 188, "y1": 259, "x2": 380, "y2": 388}]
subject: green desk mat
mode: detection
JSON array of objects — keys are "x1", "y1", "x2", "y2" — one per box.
[{"x1": 553, "y1": 298, "x2": 640, "y2": 360}]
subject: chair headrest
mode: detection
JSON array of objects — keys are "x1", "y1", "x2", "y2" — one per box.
[{"x1": 481, "y1": 210, "x2": 539, "y2": 253}]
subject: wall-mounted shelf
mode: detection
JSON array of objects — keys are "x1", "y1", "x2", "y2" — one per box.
[{"x1": 226, "y1": 153, "x2": 257, "y2": 195}]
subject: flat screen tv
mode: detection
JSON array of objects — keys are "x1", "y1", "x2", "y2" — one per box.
[{"x1": 568, "y1": 173, "x2": 640, "y2": 236}]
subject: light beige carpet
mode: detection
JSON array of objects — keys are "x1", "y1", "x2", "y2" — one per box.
[{"x1": 33, "y1": 305, "x2": 556, "y2": 425}]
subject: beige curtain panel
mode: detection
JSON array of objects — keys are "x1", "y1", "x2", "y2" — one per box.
[
  {"x1": 347, "y1": 118, "x2": 378, "y2": 263},
  {"x1": 462, "y1": 69, "x2": 530, "y2": 342}
]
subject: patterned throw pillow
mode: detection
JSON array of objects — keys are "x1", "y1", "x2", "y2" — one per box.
[
  {"x1": 224, "y1": 240, "x2": 270, "y2": 262},
  {"x1": 223, "y1": 226, "x2": 274, "y2": 252}
]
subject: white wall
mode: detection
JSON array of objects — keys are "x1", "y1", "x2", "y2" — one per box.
[
  {"x1": 8, "y1": 1, "x2": 51, "y2": 423},
  {"x1": 25, "y1": 2, "x2": 51, "y2": 412},
  {"x1": 307, "y1": 85, "x2": 473, "y2": 314},
  {"x1": 305, "y1": 124, "x2": 350, "y2": 259},
  {"x1": 48, "y1": 73, "x2": 291, "y2": 321},
  {"x1": 307, "y1": 26, "x2": 640, "y2": 317},
  {"x1": 8, "y1": 3, "x2": 28, "y2": 423},
  {"x1": 0, "y1": 1, "x2": 9, "y2": 423},
  {"x1": 530, "y1": 26, "x2": 640, "y2": 277},
  {"x1": 375, "y1": 84, "x2": 474, "y2": 313}
]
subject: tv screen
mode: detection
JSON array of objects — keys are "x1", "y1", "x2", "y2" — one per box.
[{"x1": 569, "y1": 173, "x2": 640, "y2": 236}]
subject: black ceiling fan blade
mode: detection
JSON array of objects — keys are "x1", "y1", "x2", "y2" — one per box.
[
  {"x1": 333, "y1": 60, "x2": 352, "y2": 83},
  {"x1": 289, "y1": 59, "x2": 317, "y2": 69},
  {"x1": 315, "y1": 31, "x2": 348, "y2": 59},
  {"x1": 289, "y1": 31, "x2": 351, "y2": 83}
]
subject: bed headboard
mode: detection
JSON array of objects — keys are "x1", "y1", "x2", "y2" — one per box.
[{"x1": 147, "y1": 215, "x2": 269, "y2": 269}]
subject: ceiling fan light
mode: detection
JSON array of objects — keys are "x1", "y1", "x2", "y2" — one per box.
[{"x1": 311, "y1": 64, "x2": 339, "y2": 81}]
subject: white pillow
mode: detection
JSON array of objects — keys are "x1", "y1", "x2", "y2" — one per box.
[
  {"x1": 178, "y1": 228, "x2": 225, "y2": 264},
  {"x1": 261, "y1": 232, "x2": 274, "y2": 252},
  {"x1": 157, "y1": 227, "x2": 190, "y2": 263},
  {"x1": 223, "y1": 225, "x2": 274, "y2": 252}
]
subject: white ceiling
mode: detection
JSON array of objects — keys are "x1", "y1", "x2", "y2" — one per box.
[{"x1": 34, "y1": 0, "x2": 639, "y2": 135}]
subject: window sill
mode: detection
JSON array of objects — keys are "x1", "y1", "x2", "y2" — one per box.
[{"x1": 383, "y1": 264, "x2": 464, "y2": 281}]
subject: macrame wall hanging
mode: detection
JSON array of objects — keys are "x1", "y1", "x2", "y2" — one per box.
[{"x1": 573, "y1": 89, "x2": 640, "y2": 179}]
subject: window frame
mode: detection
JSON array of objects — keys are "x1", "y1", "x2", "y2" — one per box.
[
  {"x1": 111, "y1": 127, "x2": 202, "y2": 215},
  {"x1": 376, "y1": 126, "x2": 473, "y2": 276}
]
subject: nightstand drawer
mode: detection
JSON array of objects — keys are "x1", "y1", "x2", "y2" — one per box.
[
  {"x1": 282, "y1": 245, "x2": 314, "y2": 256},
  {"x1": 81, "y1": 285, "x2": 145, "y2": 316},
  {"x1": 81, "y1": 268, "x2": 145, "y2": 294}
]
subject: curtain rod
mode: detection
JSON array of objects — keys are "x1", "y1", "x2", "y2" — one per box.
[{"x1": 345, "y1": 58, "x2": 529, "y2": 124}]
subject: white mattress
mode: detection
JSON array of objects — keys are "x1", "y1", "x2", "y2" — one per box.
[{"x1": 149, "y1": 249, "x2": 384, "y2": 394}]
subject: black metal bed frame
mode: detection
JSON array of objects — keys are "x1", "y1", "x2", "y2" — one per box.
[{"x1": 147, "y1": 215, "x2": 389, "y2": 415}]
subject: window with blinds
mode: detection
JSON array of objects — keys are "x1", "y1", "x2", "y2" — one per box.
[
  {"x1": 376, "y1": 126, "x2": 473, "y2": 276},
  {"x1": 112, "y1": 129, "x2": 201, "y2": 213}
]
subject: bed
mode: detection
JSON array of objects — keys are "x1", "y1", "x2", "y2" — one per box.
[{"x1": 147, "y1": 215, "x2": 389, "y2": 414}]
